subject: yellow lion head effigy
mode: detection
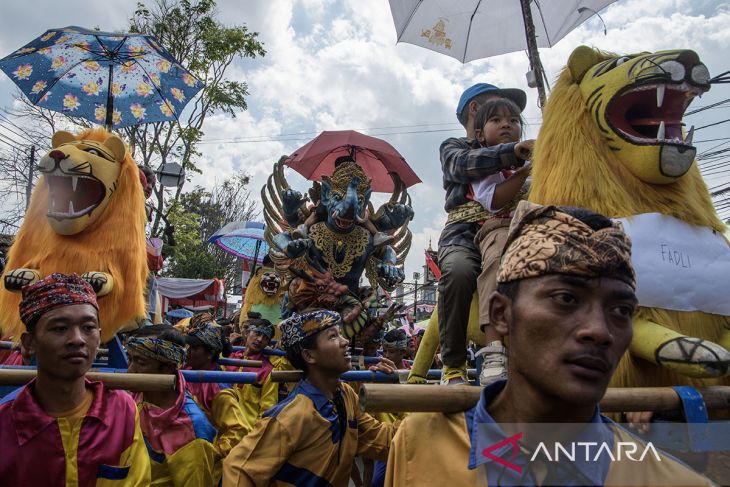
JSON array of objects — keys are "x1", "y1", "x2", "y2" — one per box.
[
  {"x1": 529, "y1": 46, "x2": 730, "y2": 390},
  {"x1": 0, "y1": 128, "x2": 148, "y2": 342},
  {"x1": 530, "y1": 45, "x2": 723, "y2": 232}
]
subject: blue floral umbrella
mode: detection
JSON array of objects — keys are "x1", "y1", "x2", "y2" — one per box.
[
  {"x1": 208, "y1": 221, "x2": 270, "y2": 265},
  {"x1": 0, "y1": 26, "x2": 203, "y2": 129}
]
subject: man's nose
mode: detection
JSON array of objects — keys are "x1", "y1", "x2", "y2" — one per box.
[
  {"x1": 576, "y1": 305, "x2": 614, "y2": 346},
  {"x1": 66, "y1": 325, "x2": 85, "y2": 345}
]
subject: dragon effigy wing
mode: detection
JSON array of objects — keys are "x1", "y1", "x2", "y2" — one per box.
[
  {"x1": 261, "y1": 156, "x2": 291, "y2": 248},
  {"x1": 386, "y1": 172, "x2": 413, "y2": 266}
]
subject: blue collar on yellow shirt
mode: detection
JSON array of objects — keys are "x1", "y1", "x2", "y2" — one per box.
[
  {"x1": 467, "y1": 380, "x2": 614, "y2": 486},
  {"x1": 264, "y1": 380, "x2": 355, "y2": 444}
]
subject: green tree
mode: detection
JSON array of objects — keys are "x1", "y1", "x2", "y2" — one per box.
[
  {"x1": 164, "y1": 172, "x2": 257, "y2": 288},
  {"x1": 127, "y1": 0, "x2": 265, "y2": 236}
]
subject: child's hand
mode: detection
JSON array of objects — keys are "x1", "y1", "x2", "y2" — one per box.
[{"x1": 514, "y1": 139, "x2": 535, "y2": 160}]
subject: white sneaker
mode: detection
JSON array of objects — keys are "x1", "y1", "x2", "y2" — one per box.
[{"x1": 476, "y1": 341, "x2": 507, "y2": 386}]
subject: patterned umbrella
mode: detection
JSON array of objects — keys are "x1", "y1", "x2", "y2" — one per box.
[
  {"x1": 208, "y1": 221, "x2": 270, "y2": 264},
  {"x1": 0, "y1": 26, "x2": 203, "y2": 129}
]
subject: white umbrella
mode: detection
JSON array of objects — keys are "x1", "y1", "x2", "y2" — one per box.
[{"x1": 388, "y1": 0, "x2": 616, "y2": 106}]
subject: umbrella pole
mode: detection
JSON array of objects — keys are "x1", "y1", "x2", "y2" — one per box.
[
  {"x1": 519, "y1": 0, "x2": 547, "y2": 109},
  {"x1": 105, "y1": 63, "x2": 114, "y2": 131},
  {"x1": 246, "y1": 240, "x2": 261, "y2": 287}
]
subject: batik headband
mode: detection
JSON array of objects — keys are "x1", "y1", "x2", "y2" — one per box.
[
  {"x1": 19, "y1": 273, "x2": 98, "y2": 329},
  {"x1": 186, "y1": 322, "x2": 225, "y2": 352},
  {"x1": 384, "y1": 331, "x2": 409, "y2": 350},
  {"x1": 250, "y1": 319, "x2": 275, "y2": 340},
  {"x1": 127, "y1": 336, "x2": 186, "y2": 365},
  {"x1": 497, "y1": 201, "x2": 635, "y2": 288},
  {"x1": 279, "y1": 310, "x2": 342, "y2": 350}
]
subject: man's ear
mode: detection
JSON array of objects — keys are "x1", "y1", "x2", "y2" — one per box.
[
  {"x1": 302, "y1": 348, "x2": 316, "y2": 366},
  {"x1": 20, "y1": 331, "x2": 36, "y2": 357},
  {"x1": 474, "y1": 128, "x2": 484, "y2": 144},
  {"x1": 488, "y1": 292, "x2": 512, "y2": 338},
  {"x1": 468, "y1": 99, "x2": 480, "y2": 118}
]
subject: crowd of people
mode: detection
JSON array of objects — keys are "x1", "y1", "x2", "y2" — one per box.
[{"x1": 0, "y1": 83, "x2": 718, "y2": 486}]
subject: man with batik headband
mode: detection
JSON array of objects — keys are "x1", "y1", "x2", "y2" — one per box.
[
  {"x1": 223, "y1": 310, "x2": 400, "y2": 487},
  {"x1": 0, "y1": 273, "x2": 150, "y2": 486},
  {"x1": 386, "y1": 202, "x2": 711, "y2": 486},
  {"x1": 382, "y1": 328, "x2": 410, "y2": 371},
  {"x1": 236, "y1": 318, "x2": 280, "y2": 427},
  {"x1": 127, "y1": 330, "x2": 220, "y2": 486},
  {"x1": 184, "y1": 320, "x2": 251, "y2": 458}
]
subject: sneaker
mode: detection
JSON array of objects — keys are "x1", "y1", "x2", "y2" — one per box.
[
  {"x1": 440, "y1": 363, "x2": 468, "y2": 385},
  {"x1": 476, "y1": 341, "x2": 508, "y2": 386}
]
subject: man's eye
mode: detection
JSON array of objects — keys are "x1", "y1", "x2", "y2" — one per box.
[
  {"x1": 552, "y1": 292, "x2": 577, "y2": 305},
  {"x1": 611, "y1": 305, "x2": 635, "y2": 319}
]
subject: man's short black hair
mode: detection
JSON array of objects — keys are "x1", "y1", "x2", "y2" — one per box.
[{"x1": 285, "y1": 334, "x2": 320, "y2": 374}]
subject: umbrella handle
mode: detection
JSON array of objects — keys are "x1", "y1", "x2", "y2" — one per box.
[{"x1": 105, "y1": 63, "x2": 114, "y2": 130}]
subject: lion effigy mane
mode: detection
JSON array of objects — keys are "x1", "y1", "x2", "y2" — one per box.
[
  {"x1": 0, "y1": 128, "x2": 147, "y2": 342},
  {"x1": 530, "y1": 46, "x2": 730, "y2": 389}
]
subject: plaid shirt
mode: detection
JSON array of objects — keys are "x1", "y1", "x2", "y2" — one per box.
[{"x1": 438, "y1": 137, "x2": 520, "y2": 250}]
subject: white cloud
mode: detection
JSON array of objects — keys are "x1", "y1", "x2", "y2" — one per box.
[{"x1": 1, "y1": 0, "x2": 728, "y2": 276}]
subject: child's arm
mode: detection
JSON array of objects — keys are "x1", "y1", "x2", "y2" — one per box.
[
  {"x1": 440, "y1": 138, "x2": 521, "y2": 184},
  {"x1": 491, "y1": 163, "x2": 531, "y2": 210}
]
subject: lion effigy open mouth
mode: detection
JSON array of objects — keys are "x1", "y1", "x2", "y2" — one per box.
[
  {"x1": 260, "y1": 276, "x2": 281, "y2": 296},
  {"x1": 45, "y1": 171, "x2": 106, "y2": 220},
  {"x1": 606, "y1": 63, "x2": 710, "y2": 178},
  {"x1": 607, "y1": 81, "x2": 705, "y2": 147}
]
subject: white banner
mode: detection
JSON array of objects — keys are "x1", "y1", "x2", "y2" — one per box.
[{"x1": 617, "y1": 213, "x2": 730, "y2": 315}]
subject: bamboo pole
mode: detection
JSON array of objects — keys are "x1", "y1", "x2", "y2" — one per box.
[
  {"x1": 218, "y1": 357, "x2": 262, "y2": 368},
  {"x1": 359, "y1": 384, "x2": 730, "y2": 413},
  {"x1": 0, "y1": 369, "x2": 175, "y2": 392}
]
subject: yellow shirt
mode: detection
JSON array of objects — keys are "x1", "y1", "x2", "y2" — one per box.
[
  {"x1": 386, "y1": 381, "x2": 712, "y2": 487},
  {"x1": 223, "y1": 381, "x2": 398, "y2": 487}
]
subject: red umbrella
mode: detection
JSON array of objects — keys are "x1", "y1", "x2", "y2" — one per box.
[{"x1": 285, "y1": 130, "x2": 421, "y2": 193}]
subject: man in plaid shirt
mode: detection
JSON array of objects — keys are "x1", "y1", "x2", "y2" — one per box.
[{"x1": 436, "y1": 83, "x2": 527, "y2": 384}]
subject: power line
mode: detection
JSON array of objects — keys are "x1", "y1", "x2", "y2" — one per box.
[
  {"x1": 0, "y1": 121, "x2": 36, "y2": 147},
  {"x1": 685, "y1": 97, "x2": 730, "y2": 116},
  {"x1": 696, "y1": 117, "x2": 730, "y2": 132}
]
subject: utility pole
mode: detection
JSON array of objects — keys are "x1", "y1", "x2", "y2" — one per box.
[
  {"x1": 26, "y1": 146, "x2": 35, "y2": 210},
  {"x1": 412, "y1": 271, "x2": 420, "y2": 322},
  {"x1": 520, "y1": 0, "x2": 547, "y2": 108}
]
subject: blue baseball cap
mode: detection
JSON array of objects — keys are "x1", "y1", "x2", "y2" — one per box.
[{"x1": 456, "y1": 83, "x2": 527, "y2": 120}]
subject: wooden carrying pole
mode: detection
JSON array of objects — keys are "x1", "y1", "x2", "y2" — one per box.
[
  {"x1": 360, "y1": 384, "x2": 730, "y2": 414},
  {"x1": 0, "y1": 369, "x2": 175, "y2": 392}
]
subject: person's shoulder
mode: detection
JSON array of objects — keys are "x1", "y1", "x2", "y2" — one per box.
[
  {"x1": 182, "y1": 393, "x2": 217, "y2": 442},
  {"x1": 607, "y1": 423, "x2": 713, "y2": 486},
  {"x1": 440, "y1": 136, "x2": 469, "y2": 146},
  {"x1": 100, "y1": 385, "x2": 138, "y2": 415},
  {"x1": 263, "y1": 388, "x2": 310, "y2": 420}
]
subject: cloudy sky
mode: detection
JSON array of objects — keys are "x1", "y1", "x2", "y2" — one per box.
[{"x1": 0, "y1": 0, "x2": 729, "y2": 282}]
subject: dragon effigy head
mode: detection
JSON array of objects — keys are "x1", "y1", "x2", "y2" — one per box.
[
  {"x1": 38, "y1": 130, "x2": 128, "y2": 235},
  {"x1": 321, "y1": 161, "x2": 372, "y2": 232},
  {"x1": 568, "y1": 46, "x2": 710, "y2": 184}
]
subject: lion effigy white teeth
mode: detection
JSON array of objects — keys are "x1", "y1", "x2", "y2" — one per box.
[
  {"x1": 72, "y1": 176, "x2": 78, "y2": 192},
  {"x1": 657, "y1": 121, "x2": 666, "y2": 141},
  {"x1": 657, "y1": 84, "x2": 665, "y2": 108},
  {"x1": 684, "y1": 126, "x2": 694, "y2": 145},
  {"x1": 69, "y1": 200, "x2": 75, "y2": 215}
]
